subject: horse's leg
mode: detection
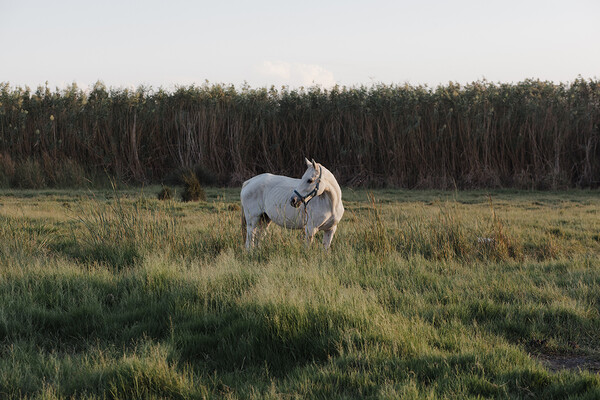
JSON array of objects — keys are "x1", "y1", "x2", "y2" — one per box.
[
  {"x1": 245, "y1": 216, "x2": 260, "y2": 250},
  {"x1": 255, "y1": 218, "x2": 271, "y2": 247},
  {"x1": 245, "y1": 224, "x2": 256, "y2": 249},
  {"x1": 322, "y1": 225, "x2": 337, "y2": 250},
  {"x1": 245, "y1": 213, "x2": 271, "y2": 249},
  {"x1": 304, "y1": 225, "x2": 318, "y2": 247}
]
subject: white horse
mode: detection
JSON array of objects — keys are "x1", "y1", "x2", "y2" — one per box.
[{"x1": 240, "y1": 158, "x2": 344, "y2": 249}]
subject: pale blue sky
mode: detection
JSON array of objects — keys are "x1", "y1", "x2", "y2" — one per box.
[{"x1": 1, "y1": 0, "x2": 599, "y2": 89}]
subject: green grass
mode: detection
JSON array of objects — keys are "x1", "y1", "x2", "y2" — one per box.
[{"x1": 0, "y1": 187, "x2": 599, "y2": 399}]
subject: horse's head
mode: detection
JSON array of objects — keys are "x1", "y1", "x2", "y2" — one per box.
[{"x1": 290, "y1": 158, "x2": 323, "y2": 208}]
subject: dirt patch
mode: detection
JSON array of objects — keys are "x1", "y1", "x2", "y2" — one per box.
[
  {"x1": 527, "y1": 339, "x2": 600, "y2": 373},
  {"x1": 535, "y1": 353, "x2": 600, "y2": 374}
]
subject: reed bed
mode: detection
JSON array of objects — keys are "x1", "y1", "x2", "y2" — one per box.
[{"x1": 1, "y1": 79, "x2": 598, "y2": 188}]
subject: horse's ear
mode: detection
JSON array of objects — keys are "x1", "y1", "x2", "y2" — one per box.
[
  {"x1": 311, "y1": 159, "x2": 317, "y2": 170},
  {"x1": 304, "y1": 157, "x2": 312, "y2": 168}
]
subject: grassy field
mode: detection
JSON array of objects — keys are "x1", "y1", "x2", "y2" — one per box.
[{"x1": 0, "y1": 187, "x2": 599, "y2": 399}]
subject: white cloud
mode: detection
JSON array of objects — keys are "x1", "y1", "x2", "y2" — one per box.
[
  {"x1": 259, "y1": 61, "x2": 336, "y2": 88},
  {"x1": 261, "y1": 61, "x2": 292, "y2": 80},
  {"x1": 295, "y1": 63, "x2": 336, "y2": 88}
]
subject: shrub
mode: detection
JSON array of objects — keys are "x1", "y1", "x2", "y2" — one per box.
[
  {"x1": 181, "y1": 173, "x2": 205, "y2": 202},
  {"x1": 157, "y1": 186, "x2": 174, "y2": 200}
]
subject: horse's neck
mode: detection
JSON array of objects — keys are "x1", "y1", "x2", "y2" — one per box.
[{"x1": 321, "y1": 170, "x2": 342, "y2": 211}]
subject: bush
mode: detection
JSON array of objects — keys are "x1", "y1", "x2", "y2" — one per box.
[
  {"x1": 181, "y1": 173, "x2": 205, "y2": 202},
  {"x1": 157, "y1": 186, "x2": 174, "y2": 200}
]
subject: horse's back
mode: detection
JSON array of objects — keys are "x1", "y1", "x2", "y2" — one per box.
[
  {"x1": 241, "y1": 173, "x2": 303, "y2": 228},
  {"x1": 241, "y1": 173, "x2": 294, "y2": 205},
  {"x1": 242, "y1": 173, "x2": 296, "y2": 193}
]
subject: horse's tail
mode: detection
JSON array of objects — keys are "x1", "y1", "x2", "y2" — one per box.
[
  {"x1": 241, "y1": 206, "x2": 246, "y2": 246},
  {"x1": 241, "y1": 181, "x2": 248, "y2": 246}
]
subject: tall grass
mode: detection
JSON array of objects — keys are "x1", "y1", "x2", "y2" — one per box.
[
  {"x1": 1, "y1": 79, "x2": 598, "y2": 188},
  {"x1": 349, "y1": 196, "x2": 524, "y2": 262},
  {"x1": 0, "y1": 188, "x2": 599, "y2": 398}
]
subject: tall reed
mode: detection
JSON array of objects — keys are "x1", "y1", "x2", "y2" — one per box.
[{"x1": 0, "y1": 79, "x2": 598, "y2": 188}]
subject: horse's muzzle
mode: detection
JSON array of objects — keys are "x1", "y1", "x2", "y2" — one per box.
[{"x1": 290, "y1": 195, "x2": 301, "y2": 208}]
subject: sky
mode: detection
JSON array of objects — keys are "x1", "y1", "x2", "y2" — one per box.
[{"x1": 1, "y1": 0, "x2": 599, "y2": 90}]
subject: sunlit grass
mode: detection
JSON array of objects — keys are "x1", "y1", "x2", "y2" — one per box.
[{"x1": 0, "y1": 187, "x2": 599, "y2": 399}]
